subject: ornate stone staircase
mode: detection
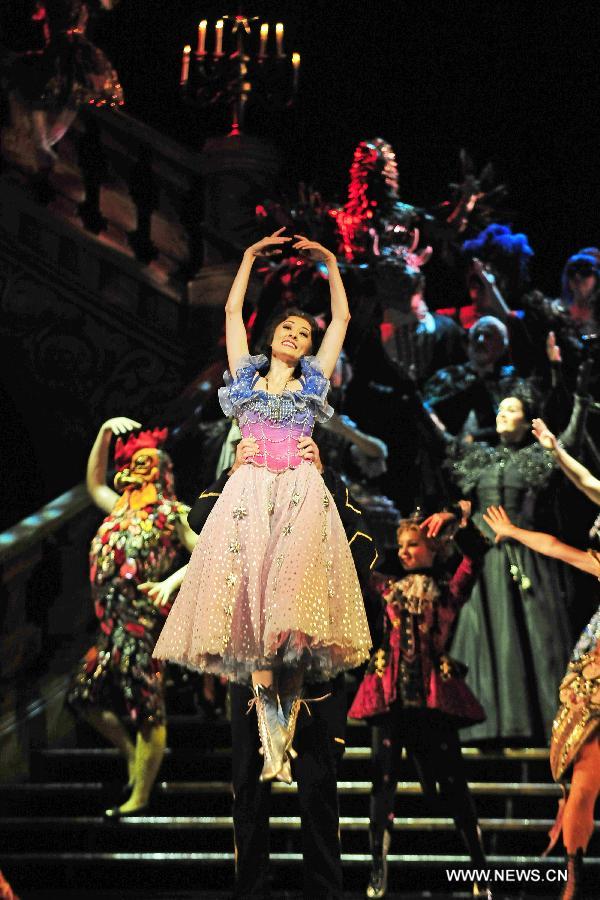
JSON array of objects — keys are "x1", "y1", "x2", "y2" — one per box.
[{"x1": 1, "y1": 714, "x2": 598, "y2": 898}]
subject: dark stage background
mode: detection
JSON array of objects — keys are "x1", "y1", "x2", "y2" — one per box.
[
  {"x1": 91, "y1": 0, "x2": 600, "y2": 296},
  {"x1": 1, "y1": 0, "x2": 599, "y2": 525}
]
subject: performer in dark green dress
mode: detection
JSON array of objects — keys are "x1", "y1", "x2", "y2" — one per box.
[{"x1": 445, "y1": 389, "x2": 588, "y2": 741}]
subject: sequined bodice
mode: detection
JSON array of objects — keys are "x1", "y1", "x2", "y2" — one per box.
[
  {"x1": 218, "y1": 353, "x2": 334, "y2": 473},
  {"x1": 239, "y1": 390, "x2": 315, "y2": 471}
]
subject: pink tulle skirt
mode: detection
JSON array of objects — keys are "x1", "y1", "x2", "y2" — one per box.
[{"x1": 153, "y1": 461, "x2": 371, "y2": 682}]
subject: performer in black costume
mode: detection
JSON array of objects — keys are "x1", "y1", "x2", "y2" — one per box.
[{"x1": 184, "y1": 436, "x2": 378, "y2": 899}]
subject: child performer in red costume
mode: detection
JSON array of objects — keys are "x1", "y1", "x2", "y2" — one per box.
[{"x1": 349, "y1": 504, "x2": 491, "y2": 899}]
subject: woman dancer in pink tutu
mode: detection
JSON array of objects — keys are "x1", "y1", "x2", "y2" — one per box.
[{"x1": 153, "y1": 229, "x2": 371, "y2": 781}]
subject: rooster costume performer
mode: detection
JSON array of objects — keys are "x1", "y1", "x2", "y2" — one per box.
[
  {"x1": 67, "y1": 417, "x2": 195, "y2": 817},
  {"x1": 153, "y1": 231, "x2": 371, "y2": 783}
]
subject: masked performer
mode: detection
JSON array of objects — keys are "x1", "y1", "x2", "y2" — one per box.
[
  {"x1": 153, "y1": 231, "x2": 371, "y2": 782},
  {"x1": 349, "y1": 506, "x2": 491, "y2": 900},
  {"x1": 67, "y1": 417, "x2": 196, "y2": 817},
  {"x1": 484, "y1": 437, "x2": 600, "y2": 900}
]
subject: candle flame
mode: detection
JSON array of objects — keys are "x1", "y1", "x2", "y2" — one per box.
[
  {"x1": 183, "y1": 44, "x2": 191, "y2": 54},
  {"x1": 260, "y1": 23, "x2": 268, "y2": 36},
  {"x1": 292, "y1": 52, "x2": 300, "y2": 66},
  {"x1": 216, "y1": 19, "x2": 224, "y2": 29},
  {"x1": 275, "y1": 23, "x2": 284, "y2": 34},
  {"x1": 199, "y1": 20, "x2": 207, "y2": 28}
]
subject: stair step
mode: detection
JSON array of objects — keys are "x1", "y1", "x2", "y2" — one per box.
[
  {"x1": 30, "y1": 746, "x2": 553, "y2": 784},
  {"x1": 0, "y1": 814, "x2": 578, "y2": 830},
  {"x1": 32, "y1": 746, "x2": 552, "y2": 760},
  {"x1": 0, "y1": 780, "x2": 564, "y2": 796},
  {"x1": 0, "y1": 781, "x2": 567, "y2": 821},
  {"x1": 1, "y1": 851, "x2": 583, "y2": 863}
]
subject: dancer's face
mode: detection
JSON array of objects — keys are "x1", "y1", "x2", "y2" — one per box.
[
  {"x1": 271, "y1": 316, "x2": 312, "y2": 362},
  {"x1": 397, "y1": 527, "x2": 436, "y2": 570},
  {"x1": 568, "y1": 272, "x2": 597, "y2": 304},
  {"x1": 468, "y1": 322, "x2": 506, "y2": 368},
  {"x1": 496, "y1": 397, "x2": 529, "y2": 442}
]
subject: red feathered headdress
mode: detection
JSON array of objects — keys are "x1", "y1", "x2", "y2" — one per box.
[{"x1": 114, "y1": 428, "x2": 168, "y2": 468}]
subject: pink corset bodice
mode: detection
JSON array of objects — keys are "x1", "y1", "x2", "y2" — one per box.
[{"x1": 218, "y1": 353, "x2": 333, "y2": 474}]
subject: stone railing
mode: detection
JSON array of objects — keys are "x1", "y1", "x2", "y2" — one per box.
[
  {"x1": 0, "y1": 485, "x2": 100, "y2": 780},
  {"x1": 2, "y1": 100, "x2": 280, "y2": 318}
]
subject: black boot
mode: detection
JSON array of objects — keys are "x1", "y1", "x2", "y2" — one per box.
[
  {"x1": 559, "y1": 849, "x2": 584, "y2": 900},
  {"x1": 366, "y1": 828, "x2": 391, "y2": 899}
]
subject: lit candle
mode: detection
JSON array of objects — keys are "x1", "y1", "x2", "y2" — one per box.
[
  {"x1": 180, "y1": 44, "x2": 191, "y2": 85},
  {"x1": 275, "y1": 22, "x2": 284, "y2": 57},
  {"x1": 215, "y1": 19, "x2": 224, "y2": 56},
  {"x1": 259, "y1": 23, "x2": 268, "y2": 56},
  {"x1": 292, "y1": 51, "x2": 300, "y2": 90},
  {"x1": 196, "y1": 20, "x2": 207, "y2": 56}
]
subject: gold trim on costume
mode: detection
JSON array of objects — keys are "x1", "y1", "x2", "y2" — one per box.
[{"x1": 345, "y1": 486, "x2": 362, "y2": 515}]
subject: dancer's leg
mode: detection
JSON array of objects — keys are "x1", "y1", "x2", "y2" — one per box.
[
  {"x1": 83, "y1": 706, "x2": 136, "y2": 786},
  {"x1": 250, "y1": 668, "x2": 287, "y2": 781},
  {"x1": 252, "y1": 670, "x2": 275, "y2": 689},
  {"x1": 562, "y1": 736, "x2": 600, "y2": 853},
  {"x1": 295, "y1": 681, "x2": 343, "y2": 899},
  {"x1": 408, "y1": 717, "x2": 489, "y2": 896},
  {"x1": 231, "y1": 683, "x2": 272, "y2": 899},
  {"x1": 559, "y1": 737, "x2": 600, "y2": 900},
  {"x1": 117, "y1": 721, "x2": 167, "y2": 813},
  {"x1": 366, "y1": 718, "x2": 401, "y2": 898}
]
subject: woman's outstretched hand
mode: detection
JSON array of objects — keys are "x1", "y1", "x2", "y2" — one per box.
[
  {"x1": 483, "y1": 505, "x2": 515, "y2": 542},
  {"x1": 292, "y1": 235, "x2": 336, "y2": 264},
  {"x1": 532, "y1": 418, "x2": 559, "y2": 452},
  {"x1": 245, "y1": 228, "x2": 291, "y2": 258}
]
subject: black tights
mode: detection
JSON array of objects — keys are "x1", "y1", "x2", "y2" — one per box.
[{"x1": 370, "y1": 709, "x2": 486, "y2": 866}]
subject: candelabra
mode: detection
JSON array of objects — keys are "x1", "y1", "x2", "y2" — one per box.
[{"x1": 180, "y1": 14, "x2": 300, "y2": 136}]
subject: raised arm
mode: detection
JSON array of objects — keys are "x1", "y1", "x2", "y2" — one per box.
[
  {"x1": 532, "y1": 417, "x2": 600, "y2": 506},
  {"x1": 292, "y1": 236, "x2": 350, "y2": 378},
  {"x1": 86, "y1": 417, "x2": 141, "y2": 514},
  {"x1": 472, "y1": 258, "x2": 511, "y2": 323},
  {"x1": 225, "y1": 228, "x2": 291, "y2": 373},
  {"x1": 483, "y1": 505, "x2": 600, "y2": 577}
]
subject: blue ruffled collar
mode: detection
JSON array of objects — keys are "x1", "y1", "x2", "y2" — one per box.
[{"x1": 218, "y1": 353, "x2": 334, "y2": 422}]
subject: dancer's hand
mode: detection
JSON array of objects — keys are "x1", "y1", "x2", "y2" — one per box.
[
  {"x1": 546, "y1": 331, "x2": 562, "y2": 364},
  {"x1": 139, "y1": 575, "x2": 179, "y2": 607},
  {"x1": 298, "y1": 436, "x2": 323, "y2": 472},
  {"x1": 532, "y1": 418, "x2": 559, "y2": 452},
  {"x1": 101, "y1": 416, "x2": 141, "y2": 436},
  {"x1": 245, "y1": 228, "x2": 291, "y2": 258},
  {"x1": 230, "y1": 437, "x2": 259, "y2": 474},
  {"x1": 472, "y1": 257, "x2": 496, "y2": 287},
  {"x1": 420, "y1": 510, "x2": 456, "y2": 538},
  {"x1": 482, "y1": 505, "x2": 515, "y2": 542},
  {"x1": 292, "y1": 235, "x2": 336, "y2": 265}
]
